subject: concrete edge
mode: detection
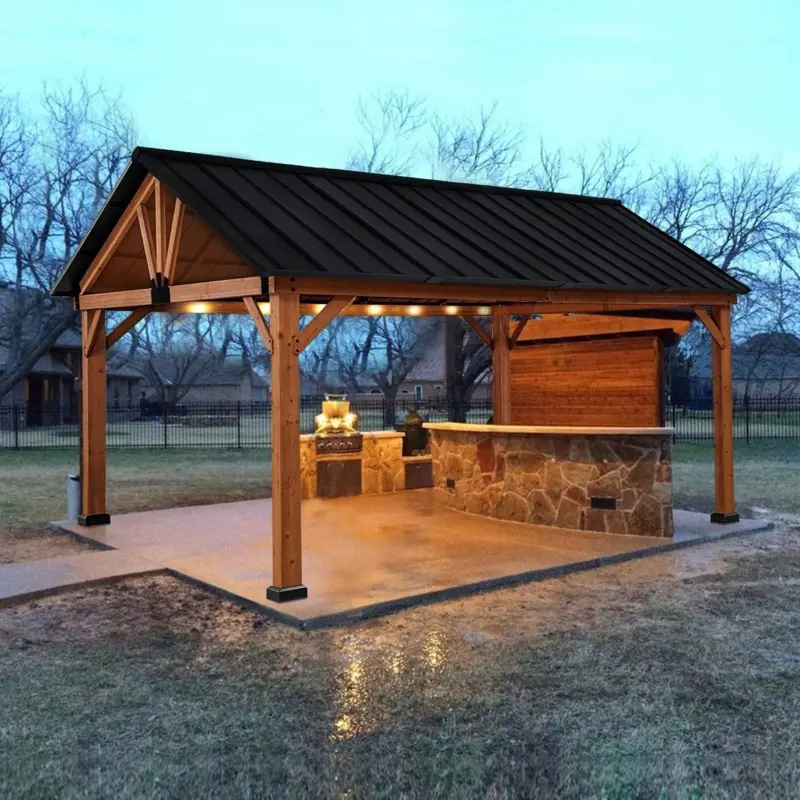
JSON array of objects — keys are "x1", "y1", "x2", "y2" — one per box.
[
  {"x1": 0, "y1": 567, "x2": 168, "y2": 609},
  {"x1": 46, "y1": 516, "x2": 774, "y2": 631},
  {"x1": 46, "y1": 522, "x2": 116, "y2": 552}
]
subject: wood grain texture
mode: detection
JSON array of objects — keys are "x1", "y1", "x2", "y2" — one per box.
[
  {"x1": 711, "y1": 305, "x2": 735, "y2": 514},
  {"x1": 510, "y1": 334, "x2": 663, "y2": 427},
  {"x1": 81, "y1": 309, "x2": 107, "y2": 516},
  {"x1": 270, "y1": 290, "x2": 303, "y2": 589},
  {"x1": 492, "y1": 310, "x2": 511, "y2": 424}
]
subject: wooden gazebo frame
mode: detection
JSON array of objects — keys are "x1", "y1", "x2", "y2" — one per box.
[{"x1": 55, "y1": 150, "x2": 746, "y2": 602}]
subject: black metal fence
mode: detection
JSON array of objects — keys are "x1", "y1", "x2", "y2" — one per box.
[
  {"x1": 2, "y1": 395, "x2": 798, "y2": 450},
  {"x1": 668, "y1": 395, "x2": 800, "y2": 443},
  {"x1": 0, "y1": 396, "x2": 494, "y2": 450}
]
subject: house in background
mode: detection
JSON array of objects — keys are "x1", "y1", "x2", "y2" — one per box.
[
  {"x1": 1, "y1": 329, "x2": 141, "y2": 426},
  {"x1": 400, "y1": 322, "x2": 490, "y2": 402},
  {"x1": 139, "y1": 356, "x2": 269, "y2": 405},
  {"x1": 691, "y1": 332, "x2": 800, "y2": 400}
]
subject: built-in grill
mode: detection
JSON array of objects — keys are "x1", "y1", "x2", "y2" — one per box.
[
  {"x1": 315, "y1": 433, "x2": 363, "y2": 455},
  {"x1": 313, "y1": 394, "x2": 363, "y2": 497}
]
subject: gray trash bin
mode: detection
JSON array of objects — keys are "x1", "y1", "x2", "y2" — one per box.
[{"x1": 67, "y1": 474, "x2": 81, "y2": 521}]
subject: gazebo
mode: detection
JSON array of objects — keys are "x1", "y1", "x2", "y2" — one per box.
[{"x1": 52, "y1": 147, "x2": 748, "y2": 603}]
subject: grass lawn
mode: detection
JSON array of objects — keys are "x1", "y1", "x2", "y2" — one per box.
[{"x1": 2, "y1": 443, "x2": 800, "y2": 796}]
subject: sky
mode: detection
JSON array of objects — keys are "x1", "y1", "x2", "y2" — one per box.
[{"x1": 2, "y1": 0, "x2": 799, "y2": 173}]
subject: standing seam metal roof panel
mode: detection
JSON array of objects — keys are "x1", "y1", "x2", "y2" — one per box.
[{"x1": 51, "y1": 146, "x2": 750, "y2": 296}]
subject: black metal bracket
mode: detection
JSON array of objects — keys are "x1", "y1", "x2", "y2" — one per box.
[{"x1": 150, "y1": 283, "x2": 170, "y2": 304}]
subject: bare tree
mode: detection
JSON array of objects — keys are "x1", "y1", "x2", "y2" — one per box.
[
  {"x1": 0, "y1": 82, "x2": 134, "y2": 399},
  {"x1": 133, "y1": 314, "x2": 227, "y2": 407},
  {"x1": 345, "y1": 92, "x2": 800, "y2": 408},
  {"x1": 369, "y1": 317, "x2": 437, "y2": 427}
]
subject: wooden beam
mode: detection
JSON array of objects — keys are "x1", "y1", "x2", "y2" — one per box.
[
  {"x1": 271, "y1": 276, "x2": 738, "y2": 307},
  {"x1": 295, "y1": 296, "x2": 355, "y2": 353},
  {"x1": 84, "y1": 308, "x2": 104, "y2": 355},
  {"x1": 519, "y1": 313, "x2": 692, "y2": 343},
  {"x1": 492, "y1": 309, "x2": 512, "y2": 424},
  {"x1": 79, "y1": 309, "x2": 109, "y2": 525},
  {"x1": 168, "y1": 276, "x2": 263, "y2": 303},
  {"x1": 136, "y1": 205, "x2": 158, "y2": 285},
  {"x1": 462, "y1": 315, "x2": 493, "y2": 349},
  {"x1": 77, "y1": 288, "x2": 153, "y2": 310},
  {"x1": 710, "y1": 305, "x2": 737, "y2": 522},
  {"x1": 154, "y1": 180, "x2": 167, "y2": 282},
  {"x1": 508, "y1": 315, "x2": 530, "y2": 349},
  {"x1": 147, "y1": 300, "x2": 730, "y2": 317},
  {"x1": 693, "y1": 305, "x2": 726, "y2": 347},
  {"x1": 163, "y1": 197, "x2": 185, "y2": 284},
  {"x1": 106, "y1": 308, "x2": 150, "y2": 349},
  {"x1": 79, "y1": 175, "x2": 156, "y2": 293},
  {"x1": 243, "y1": 296, "x2": 273, "y2": 355},
  {"x1": 268, "y1": 289, "x2": 305, "y2": 599}
]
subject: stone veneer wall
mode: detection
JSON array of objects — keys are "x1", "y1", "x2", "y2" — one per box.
[
  {"x1": 430, "y1": 430, "x2": 673, "y2": 538},
  {"x1": 299, "y1": 433, "x2": 405, "y2": 500}
]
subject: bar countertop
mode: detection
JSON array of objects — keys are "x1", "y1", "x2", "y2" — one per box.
[{"x1": 423, "y1": 422, "x2": 673, "y2": 436}]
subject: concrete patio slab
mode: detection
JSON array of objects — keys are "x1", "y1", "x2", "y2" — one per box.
[
  {"x1": 50, "y1": 490, "x2": 773, "y2": 628},
  {"x1": 0, "y1": 550, "x2": 164, "y2": 606}
]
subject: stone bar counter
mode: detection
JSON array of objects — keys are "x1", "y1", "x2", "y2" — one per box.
[{"x1": 424, "y1": 423, "x2": 674, "y2": 538}]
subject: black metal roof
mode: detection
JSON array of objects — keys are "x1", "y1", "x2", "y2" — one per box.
[{"x1": 52, "y1": 146, "x2": 749, "y2": 296}]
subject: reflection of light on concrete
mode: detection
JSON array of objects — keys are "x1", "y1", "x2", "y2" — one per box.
[{"x1": 424, "y1": 631, "x2": 446, "y2": 669}]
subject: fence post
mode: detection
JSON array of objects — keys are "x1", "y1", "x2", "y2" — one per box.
[
  {"x1": 745, "y1": 395, "x2": 750, "y2": 444},
  {"x1": 163, "y1": 404, "x2": 168, "y2": 450},
  {"x1": 237, "y1": 402, "x2": 242, "y2": 449},
  {"x1": 14, "y1": 403, "x2": 20, "y2": 450}
]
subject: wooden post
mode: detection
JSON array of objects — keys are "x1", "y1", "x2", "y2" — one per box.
[
  {"x1": 492, "y1": 309, "x2": 512, "y2": 424},
  {"x1": 266, "y1": 288, "x2": 307, "y2": 601},
  {"x1": 78, "y1": 309, "x2": 110, "y2": 526},
  {"x1": 710, "y1": 305, "x2": 738, "y2": 523}
]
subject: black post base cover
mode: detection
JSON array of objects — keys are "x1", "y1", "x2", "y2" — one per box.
[
  {"x1": 77, "y1": 513, "x2": 111, "y2": 526},
  {"x1": 710, "y1": 511, "x2": 740, "y2": 524},
  {"x1": 267, "y1": 584, "x2": 308, "y2": 603}
]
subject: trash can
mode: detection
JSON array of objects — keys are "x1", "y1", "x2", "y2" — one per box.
[{"x1": 67, "y1": 474, "x2": 81, "y2": 521}]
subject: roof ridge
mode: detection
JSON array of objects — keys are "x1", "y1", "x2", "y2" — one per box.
[{"x1": 132, "y1": 146, "x2": 623, "y2": 206}]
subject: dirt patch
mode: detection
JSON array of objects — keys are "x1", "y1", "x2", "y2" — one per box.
[{"x1": 0, "y1": 530, "x2": 93, "y2": 565}]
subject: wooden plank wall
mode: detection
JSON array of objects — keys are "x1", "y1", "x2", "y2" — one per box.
[{"x1": 509, "y1": 333, "x2": 664, "y2": 427}]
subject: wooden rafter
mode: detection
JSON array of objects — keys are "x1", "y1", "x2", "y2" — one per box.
[
  {"x1": 508, "y1": 315, "x2": 530, "y2": 348},
  {"x1": 163, "y1": 198, "x2": 185, "y2": 284},
  {"x1": 295, "y1": 296, "x2": 355, "y2": 353},
  {"x1": 693, "y1": 305, "x2": 727, "y2": 347},
  {"x1": 136, "y1": 205, "x2": 158, "y2": 285},
  {"x1": 243, "y1": 296, "x2": 273, "y2": 355},
  {"x1": 461, "y1": 315, "x2": 493, "y2": 349},
  {"x1": 79, "y1": 175, "x2": 156, "y2": 293},
  {"x1": 106, "y1": 308, "x2": 150, "y2": 349},
  {"x1": 155, "y1": 180, "x2": 167, "y2": 282}
]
